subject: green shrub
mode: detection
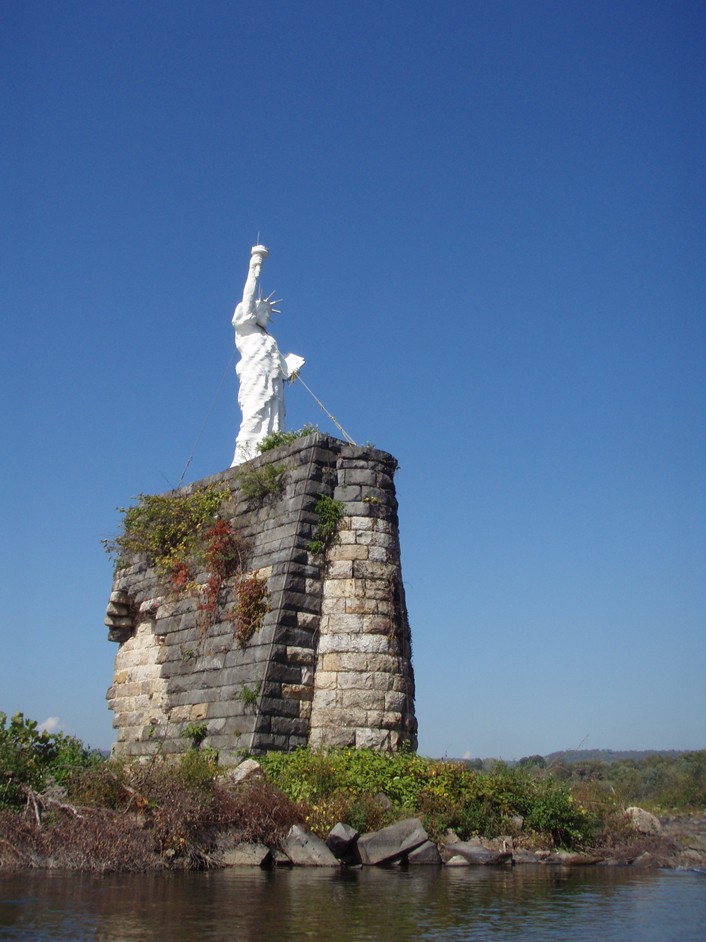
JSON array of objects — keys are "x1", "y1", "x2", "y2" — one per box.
[
  {"x1": 177, "y1": 748, "x2": 220, "y2": 792},
  {"x1": 307, "y1": 494, "x2": 344, "y2": 555},
  {"x1": 259, "y1": 748, "x2": 596, "y2": 848},
  {"x1": 238, "y1": 463, "x2": 287, "y2": 500},
  {"x1": 237, "y1": 683, "x2": 260, "y2": 708},
  {"x1": 0, "y1": 712, "x2": 59, "y2": 806},
  {"x1": 103, "y1": 484, "x2": 228, "y2": 573},
  {"x1": 180, "y1": 723, "x2": 208, "y2": 751},
  {"x1": 522, "y1": 780, "x2": 593, "y2": 847},
  {"x1": 0, "y1": 712, "x2": 103, "y2": 808},
  {"x1": 257, "y1": 424, "x2": 317, "y2": 454}
]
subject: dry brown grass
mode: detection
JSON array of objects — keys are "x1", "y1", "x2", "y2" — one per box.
[{"x1": 0, "y1": 761, "x2": 306, "y2": 872}]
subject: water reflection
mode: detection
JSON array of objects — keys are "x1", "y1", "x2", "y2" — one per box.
[{"x1": 0, "y1": 866, "x2": 704, "y2": 942}]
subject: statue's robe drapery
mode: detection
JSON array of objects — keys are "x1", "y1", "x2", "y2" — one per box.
[{"x1": 232, "y1": 304, "x2": 288, "y2": 466}]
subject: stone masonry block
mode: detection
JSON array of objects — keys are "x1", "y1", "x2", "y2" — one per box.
[
  {"x1": 356, "y1": 728, "x2": 393, "y2": 750},
  {"x1": 340, "y1": 689, "x2": 385, "y2": 711},
  {"x1": 327, "y1": 543, "x2": 368, "y2": 561},
  {"x1": 317, "y1": 634, "x2": 391, "y2": 655},
  {"x1": 321, "y1": 579, "x2": 364, "y2": 599},
  {"x1": 295, "y1": 612, "x2": 319, "y2": 630},
  {"x1": 321, "y1": 597, "x2": 346, "y2": 615},
  {"x1": 270, "y1": 716, "x2": 309, "y2": 737},
  {"x1": 325, "y1": 613, "x2": 364, "y2": 633},
  {"x1": 320, "y1": 654, "x2": 344, "y2": 671},
  {"x1": 346, "y1": 516, "x2": 374, "y2": 531},
  {"x1": 353, "y1": 560, "x2": 392, "y2": 580},
  {"x1": 258, "y1": 697, "x2": 300, "y2": 719},
  {"x1": 391, "y1": 674, "x2": 414, "y2": 693},
  {"x1": 341, "y1": 469, "x2": 378, "y2": 487},
  {"x1": 311, "y1": 706, "x2": 367, "y2": 728},
  {"x1": 365, "y1": 580, "x2": 394, "y2": 601},
  {"x1": 286, "y1": 646, "x2": 315, "y2": 666},
  {"x1": 368, "y1": 546, "x2": 389, "y2": 563},
  {"x1": 282, "y1": 683, "x2": 313, "y2": 701},
  {"x1": 311, "y1": 688, "x2": 337, "y2": 708},
  {"x1": 266, "y1": 662, "x2": 303, "y2": 684},
  {"x1": 385, "y1": 691, "x2": 408, "y2": 712},
  {"x1": 354, "y1": 530, "x2": 395, "y2": 548},
  {"x1": 313, "y1": 670, "x2": 338, "y2": 690},
  {"x1": 333, "y1": 484, "x2": 362, "y2": 502},
  {"x1": 309, "y1": 727, "x2": 356, "y2": 749},
  {"x1": 335, "y1": 652, "x2": 397, "y2": 673},
  {"x1": 168, "y1": 703, "x2": 209, "y2": 723},
  {"x1": 304, "y1": 577, "x2": 321, "y2": 595},
  {"x1": 379, "y1": 711, "x2": 404, "y2": 730},
  {"x1": 362, "y1": 615, "x2": 391, "y2": 635},
  {"x1": 337, "y1": 671, "x2": 394, "y2": 693},
  {"x1": 343, "y1": 598, "x2": 373, "y2": 615},
  {"x1": 326, "y1": 560, "x2": 354, "y2": 579}
]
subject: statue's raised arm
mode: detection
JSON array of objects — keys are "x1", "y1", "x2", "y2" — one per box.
[
  {"x1": 230, "y1": 245, "x2": 304, "y2": 467},
  {"x1": 233, "y1": 245, "x2": 267, "y2": 328}
]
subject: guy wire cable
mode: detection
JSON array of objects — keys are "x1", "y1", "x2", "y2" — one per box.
[{"x1": 291, "y1": 373, "x2": 357, "y2": 446}]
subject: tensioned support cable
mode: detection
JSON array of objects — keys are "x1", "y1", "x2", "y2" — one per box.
[
  {"x1": 292, "y1": 374, "x2": 357, "y2": 446},
  {"x1": 178, "y1": 358, "x2": 356, "y2": 488}
]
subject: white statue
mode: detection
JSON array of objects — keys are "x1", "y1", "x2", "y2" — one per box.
[{"x1": 231, "y1": 245, "x2": 305, "y2": 466}]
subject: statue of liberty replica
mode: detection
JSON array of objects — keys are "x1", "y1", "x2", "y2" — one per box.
[{"x1": 231, "y1": 245, "x2": 304, "y2": 466}]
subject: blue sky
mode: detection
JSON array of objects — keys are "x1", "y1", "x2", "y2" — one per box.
[{"x1": 2, "y1": 0, "x2": 704, "y2": 758}]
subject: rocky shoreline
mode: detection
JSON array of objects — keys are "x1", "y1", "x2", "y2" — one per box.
[
  {"x1": 213, "y1": 808, "x2": 706, "y2": 872},
  {"x1": 2, "y1": 756, "x2": 704, "y2": 874}
]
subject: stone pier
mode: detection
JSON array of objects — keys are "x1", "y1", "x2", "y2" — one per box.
[{"x1": 105, "y1": 433, "x2": 417, "y2": 759}]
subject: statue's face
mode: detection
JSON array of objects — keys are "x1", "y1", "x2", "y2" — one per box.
[{"x1": 255, "y1": 300, "x2": 271, "y2": 328}]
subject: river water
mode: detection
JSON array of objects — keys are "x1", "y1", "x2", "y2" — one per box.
[{"x1": 1, "y1": 866, "x2": 704, "y2": 941}]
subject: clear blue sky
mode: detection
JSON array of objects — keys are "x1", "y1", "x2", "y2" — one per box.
[{"x1": 2, "y1": 0, "x2": 704, "y2": 758}]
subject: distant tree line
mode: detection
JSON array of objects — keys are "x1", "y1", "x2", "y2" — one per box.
[{"x1": 512, "y1": 750, "x2": 706, "y2": 810}]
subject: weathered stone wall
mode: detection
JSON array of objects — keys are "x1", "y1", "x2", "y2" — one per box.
[{"x1": 105, "y1": 433, "x2": 417, "y2": 759}]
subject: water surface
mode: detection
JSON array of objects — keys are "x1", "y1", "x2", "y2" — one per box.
[{"x1": 1, "y1": 866, "x2": 704, "y2": 941}]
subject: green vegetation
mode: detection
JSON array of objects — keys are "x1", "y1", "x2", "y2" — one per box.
[
  {"x1": 259, "y1": 748, "x2": 593, "y2": 846},
  {"x1": 237, "y1": 682, "x2": 261, "y2": 708},
  {"x1": 257, "y1": 424, "x2": 317, "y2": 454},
  {"x1": 238, "y1": 462, "x2": 287, "y2": 500},
  {"x1": 3, "y1": 712, "x2": 704, "y2": 871},
  {"x1": 541, "y1": 750, "x2": 706, "y2": 811},
  {"x1": 180, "y1": 722, "x2": 208, "y2": 751},
  {"x1": 0, "y1": 712, "x2": 102, "y2": 809},
  {"x1": 103, "y1": 483, "x2": 229, "y2": 576},
  {"x1": 307, "y1": 494, "x2": 344, "y2": 555},
  {"x1": 232, "y1": 573, "x2": 270, "y2": 646},
  {"x1": 104, "y1": 487, "x2": 269, "y2": 646}
]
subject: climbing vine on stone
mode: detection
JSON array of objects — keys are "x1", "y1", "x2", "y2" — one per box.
[
  {"x1": 307, "y1": 494, "x2": 345, "y2": 555},
  {"x1": 197, "y1": 520, "x2": 244, "y2": 630},
  {"x1": 104, "y1": 485, "x2": 269, "y2": 646},
  {"x1": 103, "y1": 484, "x2": 229, "y2": 578},
  {"x1": 232, "y1": 573, "x2": 270, "y2": 647}
]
